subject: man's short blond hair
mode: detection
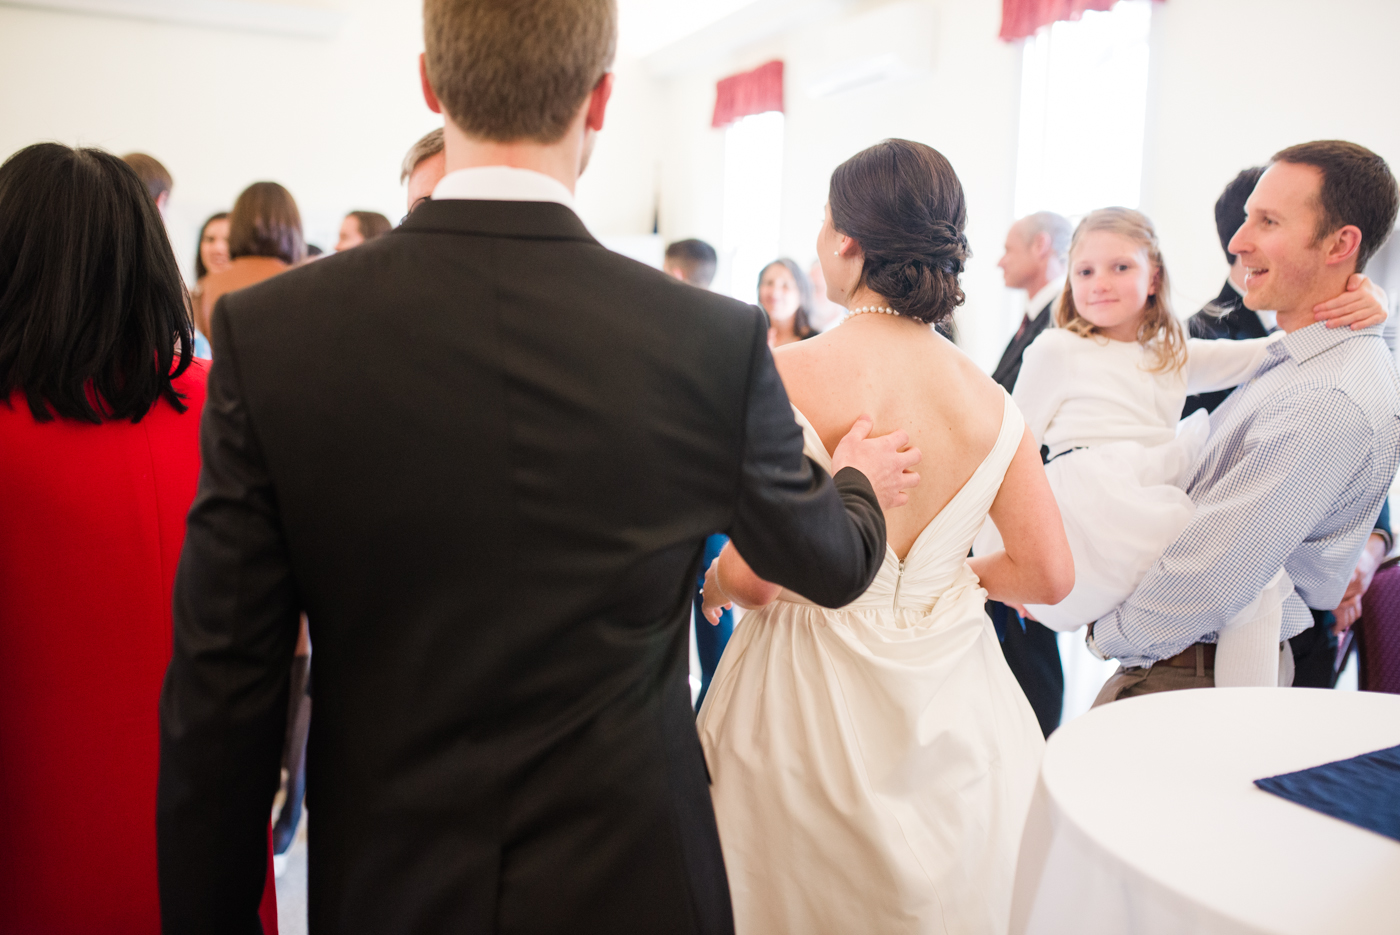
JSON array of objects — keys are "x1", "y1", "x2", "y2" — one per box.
[
  {"x1": 424, "y1": 0, "x2": 617, "y2": 144},
  {"x1": 401, "y1": 128, "x2": 444, "y2": 184}
]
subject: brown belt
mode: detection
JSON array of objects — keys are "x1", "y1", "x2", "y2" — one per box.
[{"x1": 1159, "y1": 643, "x2": 1216, "y2": 669}]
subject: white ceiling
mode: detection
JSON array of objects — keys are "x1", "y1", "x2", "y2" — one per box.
[{"x1": 616, "y1": 0, "x2": 763, "y2": 57}]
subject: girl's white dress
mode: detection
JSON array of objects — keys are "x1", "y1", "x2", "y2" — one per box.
[
  {"x1": 698, "y1": 394, "x2": 1044, "y2": 935},
  {"x1": 974, "y1": 328, "x2": 1281, "y2": 632}
]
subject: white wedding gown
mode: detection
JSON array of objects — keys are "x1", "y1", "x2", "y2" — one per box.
[{"x1": 697, "y1": 393, "x2": 1045, "y2": 935}]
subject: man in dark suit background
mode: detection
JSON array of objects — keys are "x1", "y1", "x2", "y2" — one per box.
[
  {"x1": 988, "y1": 211, "x2": 1070, "y2": 737},
  {"x1": 1183, "y1": 165, "x2": 1393, "y2": 688},
  {"x1": 156, "y1": 2, "x2": 921, "y2": 932},
  {"x1": 991, "y1": 211, "x2": 1070, "y2": 392},
  {"x1": 1183, "y1": 167, "x2": 1272, "y2": 417}
]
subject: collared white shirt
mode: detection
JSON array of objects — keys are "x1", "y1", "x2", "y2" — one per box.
[
  {"x1": 1226, "y1": 276, "x2": 1277, "y2": 332},
  {"x1": 1026, "y1": 277, "x2": 1066, "y2": 319},
  {"x1": 431, "y1": 165, "x2": 577, "y2": 211}
]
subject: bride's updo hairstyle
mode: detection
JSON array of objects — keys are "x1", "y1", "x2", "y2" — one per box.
[{"x1": 828, "y1": 139, "x2": 970, "y2": 326}]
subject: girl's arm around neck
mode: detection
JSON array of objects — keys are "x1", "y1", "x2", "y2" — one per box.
[{"x1": 968, "y1": 427, "x2": 1074, "y2": 606}]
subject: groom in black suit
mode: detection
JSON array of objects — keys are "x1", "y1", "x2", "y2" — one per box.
[{"x1": 156, "y1": 1, "x2": 918, "y2": 932}]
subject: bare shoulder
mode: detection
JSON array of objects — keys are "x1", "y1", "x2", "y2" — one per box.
[{"x1": 772, "y1": 330, "x2": 838, "y2": 383}]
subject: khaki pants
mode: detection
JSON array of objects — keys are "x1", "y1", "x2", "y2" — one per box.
[{"x1": 1093, "y1": 643, "x2": 1295, "y2": 707}]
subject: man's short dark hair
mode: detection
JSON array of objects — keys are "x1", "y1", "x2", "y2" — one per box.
[
  {"x1": 1214, "y1": 166, "x2": 1264, "y2": 265},
  {"x1": 121, "y1": 152, "x2": 173, "y2": 203},
  {"x1": 665, "y1": 239, "x2": 717, "y2": 288},
  {"x1": 1272, "y1": 140, "x2": 1399, "y2": 273}
]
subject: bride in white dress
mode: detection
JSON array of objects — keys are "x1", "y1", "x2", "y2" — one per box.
[{"x1": 696, "y1": 140, "x2": 1075, "y2": 935}]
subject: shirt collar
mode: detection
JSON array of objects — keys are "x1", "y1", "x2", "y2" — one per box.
[
  {"x1": 1026, "y1": 277, "x2": 1065, "y2": 318},
  {"x1": 1277, "y1": 321, "x2": 1384, "y2": 365},
  {"x1": 432, "y1": 166, "x2": 577, "y2": 211}
]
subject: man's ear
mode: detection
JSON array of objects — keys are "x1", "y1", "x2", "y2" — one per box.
[
  {"x1": 1032, "y1": 231, "x2": 1051, "y2": 260},
  {"x1": 420, "y1": 53, "x2": 442, "y2": 115},
  {"x1": 585, "y1": 72, "x2": 614, "y2": 133},
  {"x1": 1325, "y1": 224, "x2": 1363, "y2": 269}
]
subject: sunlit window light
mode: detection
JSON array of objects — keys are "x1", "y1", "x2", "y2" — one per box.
[
  {"x1": 1013, "y1": 0, "x2": 1153, "y2": 221},
  {"x1": 720, "y1": 110, "x2": 785, "y2": 302}
]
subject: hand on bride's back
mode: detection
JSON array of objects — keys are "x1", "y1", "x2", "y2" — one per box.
[{"x1": 830, "y1": 414, "x2": 921, "y2": 510}]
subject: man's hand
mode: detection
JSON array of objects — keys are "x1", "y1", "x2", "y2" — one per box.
[
  {"x1": 830, "y1": 414, "x2": 921, "y2": 510},
  {"x1": 1332, "y1": 532, "x2": 1388, "y2": 634},
  {"x1": 1314, "y1": 274, "x2": 1389, "y2": 330}
]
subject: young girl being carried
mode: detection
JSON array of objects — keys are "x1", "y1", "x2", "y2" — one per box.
[{"x1": 974, "y1": 207, "x2": 1388, "y2": 685}]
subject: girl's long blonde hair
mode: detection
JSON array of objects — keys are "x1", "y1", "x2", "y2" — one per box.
[{"x1": 1055, "y1": 207, "x2": 1187, "y2": 374}]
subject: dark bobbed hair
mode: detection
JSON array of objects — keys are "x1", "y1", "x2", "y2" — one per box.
[
  {"x1": 0, "y1": 143, "x2": 193, "y2": 423},
  {"x1": 194, "y1": 211, "x2": 229, "y2": 280},
  {"x1": 1214, "y1": 166, "x2": 1264, "y2": 265},
  {"x1": 829, "y1": 139, "x2": 969, "y2": 325},
  {"x1": 348, "y1": 210, "x2": 393, "y2": 242},
  {"x1": 229, "y1": 181, "x2": 304, "y2": 266},
  {"x1": 757, "y1": 258, "x2": 816, "y2": 339},
  {"x1": 665, "y1": 238, "x2": 718, "y2": 287},
  {"x1": 1272, "y1": 140, "x2": 1399, "y2": 273}
]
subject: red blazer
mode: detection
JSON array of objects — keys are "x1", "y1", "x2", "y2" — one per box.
[{"x1": 0, "y1": 361, "x2": 277, "y2": 933}]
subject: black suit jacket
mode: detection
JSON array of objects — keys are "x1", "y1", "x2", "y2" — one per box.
[
  {"x1": 157, "y1": 200, "x2": 887, "y2": 934},
  {"x1": 990, "y1": 298, "x2": 1055, "y2": 393},
  {"x1": 1182, "y1": 279, "x2": 1269, "y2": 415}
]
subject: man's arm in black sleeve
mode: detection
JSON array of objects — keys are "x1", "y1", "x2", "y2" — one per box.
[
  {"x1": 725, "y1": 312, "x2": 887, "y2": 608},
  {"x1": 157, "y1": 298, "x2": 300, "y2": 934}
]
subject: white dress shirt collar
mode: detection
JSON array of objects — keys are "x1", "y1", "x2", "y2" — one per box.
[
  {"x1": 1027, "y1": 277, "x2": 1066, "y2": 319},
  {"x1": 432, "y1": 165, "x2": 577, "y2": 211}
]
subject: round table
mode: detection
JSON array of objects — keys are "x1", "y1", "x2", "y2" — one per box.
[{"x1": 1010, "y1": 688, "x2": 1400, "y2": 935}]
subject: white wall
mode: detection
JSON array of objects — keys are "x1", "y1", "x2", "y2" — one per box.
[
  {"x1": 1140, "y1": 0, "x2": 1400, "y2": 313},
  {"x1": 0, "y1": 0, "x2": 660, "y2": 281},
  {"x1": 652, "y1": 0, "x2": 1023, "y2": 370},
  {"x1": 4, "y1": 0, "x2": 1396, "y2": 354},
  {"x1": 650, "y1": 0, "x2": 1400, "y2": 367}
]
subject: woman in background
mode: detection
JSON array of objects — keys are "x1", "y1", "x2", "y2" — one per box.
[
  {"x1": 336, "y1": 209, "x2": 392, "y2": 251},
  {"x1": 758, "y1": 257, "x2": 817, "y2": 346},
  {"x1": 0, "y1": 143, "x2": 277, "y2": 933},
  {"x1": 188, "y1": 211, "x2": 230, "y2": 357},
  {"x1": 195, "y1": 210, "x2": 232, "y2": 281},
  {"x1": 197, "y1": 181, "x2": 304, "y2": 349}
]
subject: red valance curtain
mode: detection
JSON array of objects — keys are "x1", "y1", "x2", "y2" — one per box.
[
  {"x1": 712, "y1": 60, "x2": 785, "y2": 129},
  {"x1": 1000, "y1": 0, "x2": 1158, "y2": 41}
]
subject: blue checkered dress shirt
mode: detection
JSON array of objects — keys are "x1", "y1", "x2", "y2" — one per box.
[{"x1": 1093, "y1": 322, "x2": 1400, "y2": 667}]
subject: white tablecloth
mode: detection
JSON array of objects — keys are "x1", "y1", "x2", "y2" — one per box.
[{"x1": 1010, "y1": 688, "x2": 1400, "y2": 935}]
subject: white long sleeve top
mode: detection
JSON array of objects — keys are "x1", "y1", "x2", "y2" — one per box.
[{"x1": 1013, "y1": 328, "x2": 1282, "y2": 457}]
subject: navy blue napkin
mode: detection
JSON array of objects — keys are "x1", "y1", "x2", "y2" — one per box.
[{"x1": 1255, "y1": 743, "x2": 1400, "y2": 843}]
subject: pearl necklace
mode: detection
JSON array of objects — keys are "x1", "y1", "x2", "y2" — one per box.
[{"x1": 843, "y1": 305, "x2": 898, "y2": 322}]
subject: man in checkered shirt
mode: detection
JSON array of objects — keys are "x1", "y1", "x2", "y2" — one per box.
[{"x1": 1090, "y1": 140, "x2": 1400, "y2": 703}]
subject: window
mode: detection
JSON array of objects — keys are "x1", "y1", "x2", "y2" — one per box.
[
  {"x1": 1013, "y1": 0, "x2": 1153, "y2": 220},
  {"x1": 720, "y1": 110, "x2": 785, "y2": 301}
]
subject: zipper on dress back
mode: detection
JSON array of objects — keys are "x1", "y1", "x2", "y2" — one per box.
[{"x1": 892, "y1": 558, "x2": 906, "y2": 611}]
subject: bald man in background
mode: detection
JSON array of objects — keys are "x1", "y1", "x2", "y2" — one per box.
[{"x1": 988, "y1": 210, "x2": 1071, "y2": 737}]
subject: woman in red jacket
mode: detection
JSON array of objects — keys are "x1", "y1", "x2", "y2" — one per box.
[{"x1": 0, "y1": 143, "x2": 278, "y2": 933}]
